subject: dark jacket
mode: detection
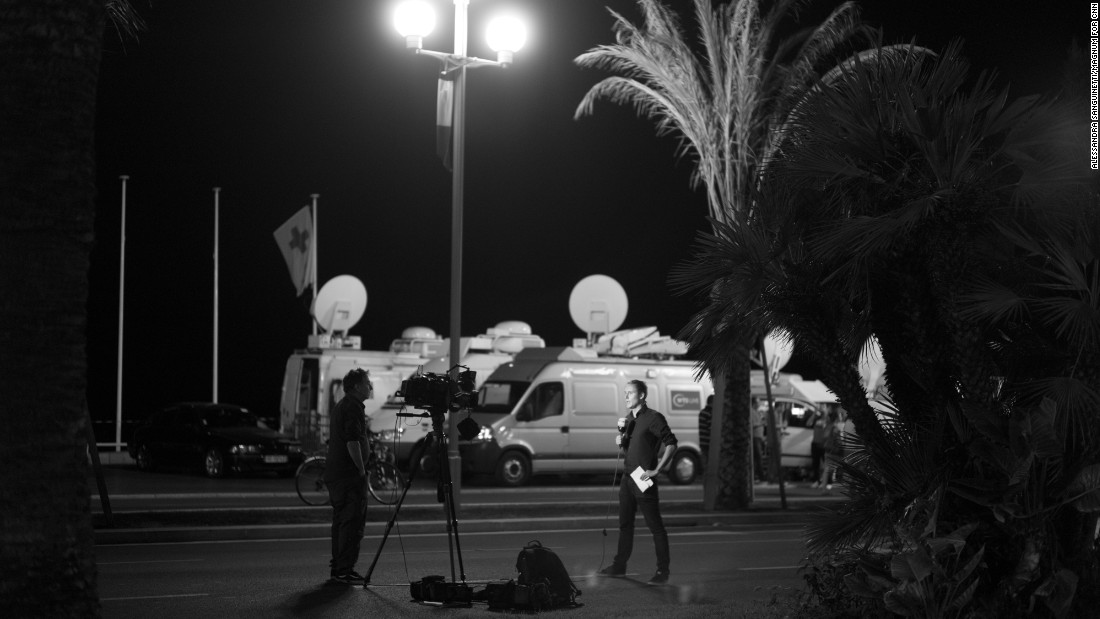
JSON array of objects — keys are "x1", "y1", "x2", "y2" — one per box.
[
  {"x1": 324, "y1": 395, "x2": 366, "y2": 483},
  {"x1": 622, "y1": 404, "x2": 678, "y2": 474}
]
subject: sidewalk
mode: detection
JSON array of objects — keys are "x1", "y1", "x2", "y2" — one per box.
[{"x1": 91, "y1": 480, "x2": 844, "y2": 545}]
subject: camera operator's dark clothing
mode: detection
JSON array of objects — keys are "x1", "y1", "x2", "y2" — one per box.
[
  {"x1": 613, "y1": 404, "x2": 676, "y2": 575},
  {"x1": 328, "y1": 476, "x2": 367, "y2": 576},
  {"x1": 325, "y1": 395, "x2": 367, "y2": 483},
  {"x1": 325, "y1": 394, "x2": 368, "y2": 576}
]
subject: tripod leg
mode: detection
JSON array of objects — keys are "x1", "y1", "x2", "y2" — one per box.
[
  {"x1": 362, "y1": 458, "x2": 419, "y2": 587},
  {"x1": 436, "y1": 433, "x2": 467, "y2": 584}
]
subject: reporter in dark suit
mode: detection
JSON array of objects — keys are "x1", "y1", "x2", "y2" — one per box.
[{"x1": 599, "y1": 380, "x2": 677, "y2": 585}]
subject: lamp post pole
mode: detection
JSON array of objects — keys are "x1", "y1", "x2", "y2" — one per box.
[
  {"x1": 446, "y1": 0, "x2": 469, "y2": 504},
  {"x1": 395, "y1": 0, "x2": 526, "y2": 505}
]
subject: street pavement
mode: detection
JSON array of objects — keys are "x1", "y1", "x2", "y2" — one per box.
[
  {"x1": 89, "y1": 463, "x2": 845, "y2": 545},
  {"x1": 89, "y1": 463, "x2": 846, "y2": 617}
]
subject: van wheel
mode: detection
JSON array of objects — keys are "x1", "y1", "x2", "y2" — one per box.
[
  {"x1": 668, "y1": 450, "x2": 698, "y2": 485},
  {"x1": 495, "y1": 452, "x2": 530, "y2": 487}
]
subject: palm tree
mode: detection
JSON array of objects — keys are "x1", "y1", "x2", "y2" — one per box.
[
  {"x1": 575, "y1": 0, "x2": 869, "y2": 509},
  {"x1": 683, "y1": 41, "x2": 1100, "y2": 616},
  {"x1": 0, "y1": 1, "x2": 140, "y2": 615}
]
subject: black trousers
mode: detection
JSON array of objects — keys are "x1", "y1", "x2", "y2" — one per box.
[
  {"x1": 613, "y1": 478, "x2": 670, "y2": 573},
  {"x1": 328, "y1": 476, "x2": 368, "y2": 575}
]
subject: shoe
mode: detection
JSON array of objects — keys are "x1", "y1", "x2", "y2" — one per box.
[
  {"x1": 647, "y1": 571, "x2": 669, "y2": 585},
  {"x1": 812, "y1": 481, "x2": 821, "y2": 489},
  {"x1": 597, "y1": 564, "x2": 626, "y2": 577},
  {"x1": 331, "y1": 571, "x2": 365, "y2": 585}
]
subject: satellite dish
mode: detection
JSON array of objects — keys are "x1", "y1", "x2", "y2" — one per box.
[
  {"x1": 763, "y1": 329, "x2": 794, "y2": 371},
  {"x1": 569, "y1": 274, "x2": 628, "y2": 336},
  {"x1": 402, "y1": 326, "x2": 438, "y2": 340},
  {"x1": 312, "y1": 275, "x2": 367, "y2": 334}
]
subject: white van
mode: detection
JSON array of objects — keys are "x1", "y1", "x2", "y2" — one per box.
[
  {"x1": 278, "y1": 337, "x2": 435, "y2": 452},
  {"x1": 280, "y1": 322, "x2": 544, "y2": 463},
  {"x1": 752, "y1": 374, "x2": 839, "y2": 476},
  {"x1": 458, "y1": 346, "x2": 713, "y2": 486}
]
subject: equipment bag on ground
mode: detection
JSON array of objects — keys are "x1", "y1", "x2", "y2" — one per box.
[{"x1": 514, "y1": 539, "x2": 581, "y2": 608}]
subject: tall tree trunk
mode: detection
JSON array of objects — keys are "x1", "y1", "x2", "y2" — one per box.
[
  {"x1": 709, "y1": 337, "x2": 753, "y2": 510},
  {"x1": 0, "y1": 0, "x2": 105, "y2": 615}
]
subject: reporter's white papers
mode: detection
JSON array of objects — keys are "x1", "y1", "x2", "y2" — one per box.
[{"x1": 631, "y1": 466, "x2": 653, "y2": 492}]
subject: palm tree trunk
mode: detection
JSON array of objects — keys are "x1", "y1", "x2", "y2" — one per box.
[
  {"x1": 707, "y1": 338, "x2": 753, "y2": 510},
  {"x1": 0, "y1": 0, "x2": 105, "y2": 615}
]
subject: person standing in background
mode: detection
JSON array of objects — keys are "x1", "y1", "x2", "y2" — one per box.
[
  {"x1": 819, "y1": 409, "x2": 841, "y2": 493},
  {"x1": 810, "y1": 407, "x2": 827, "y2": 487}
]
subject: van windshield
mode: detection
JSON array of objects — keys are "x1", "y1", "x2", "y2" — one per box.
[{"x1": 474, "y1": 381, "x2": 530, "y2": 414}]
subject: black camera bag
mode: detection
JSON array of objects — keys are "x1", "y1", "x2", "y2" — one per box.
[{"x1": 515, "y1": 540, "x2": 581, "y2": 608}]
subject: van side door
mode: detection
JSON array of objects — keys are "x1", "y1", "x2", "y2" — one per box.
[
  {"x1": 513, "y1": 381, "x2": 567, "y2": 470},
  {"x1": 567, "y1": 380, "x2": 621, "y2": 465},
  {"x1": 281, "y1": 356, "x2": 320, "y2": 448}
]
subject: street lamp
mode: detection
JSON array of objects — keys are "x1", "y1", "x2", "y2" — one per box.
[{"x1": 393, "y1": 0, "x2": 525, "y2": 503}]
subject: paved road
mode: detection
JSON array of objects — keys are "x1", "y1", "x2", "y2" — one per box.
[
  {"x1": 90, "y1": 464, "x2": 839, "y2": 512},
  {"x1": 97, "y1": 521, "x2": 811, "y2": 618}
]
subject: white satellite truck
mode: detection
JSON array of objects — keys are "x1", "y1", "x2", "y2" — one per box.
[
  {"x1": 276, "y1": 275, "x2": 545, "y2": 462},
  {"x1": 453, "y1": 275, "x2": 716, "y2": 486}
]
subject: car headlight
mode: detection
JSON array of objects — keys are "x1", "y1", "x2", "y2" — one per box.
[
  {"x1": 475, "y1": 426, "x2": 493, "y2": 441},
  {"x1": 378, "y1": 428, "x2": 404, "y2": 442},
  {"x1": 230, "y1": 444, "x2": 260, "y2": 454},
  {"x1": 287, "y1": 445, "x2": 302, "y2": 454}
]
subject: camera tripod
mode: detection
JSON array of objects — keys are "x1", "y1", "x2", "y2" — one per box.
[{"x1": 363, "y1": 406, "x2": 467, "y2": 594}]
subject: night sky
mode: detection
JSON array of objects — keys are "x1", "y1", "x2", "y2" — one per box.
[{"x1": 87, "y1": 0, "x2": 1083, "y2": 440}]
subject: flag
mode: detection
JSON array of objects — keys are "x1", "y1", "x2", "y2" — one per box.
[
  {"x1": 273, "y1": 206, "x2": 313, "y2": 296},
  {"x1": 436, "y1": 77, "x2": 454, "y2": 170}
]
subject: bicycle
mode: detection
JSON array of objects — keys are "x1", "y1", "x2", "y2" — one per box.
[{"x1": 295, "y1": 433, "x2": 404, "y2": 506}]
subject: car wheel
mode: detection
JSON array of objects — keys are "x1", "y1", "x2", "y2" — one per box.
[
  {"x1": 204, "y1": 448, "x2": 227, "y2": 478},
  {"x1": 135, "y1": 444, "x2": 155, "y2": 472},
  {"x1": 495, "y1": 451, "x2": 530, "y2": 487},
  {"x1": 667, "y1": 450, "x2": 698, "y2": 485},
  {"x1": 409, "y1": 440, "x2": 438, "y2": 477}
]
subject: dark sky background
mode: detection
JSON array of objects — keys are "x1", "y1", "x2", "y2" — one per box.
[{"x1": 87, "y1": 0, "x2": 1083, "y2": 440}]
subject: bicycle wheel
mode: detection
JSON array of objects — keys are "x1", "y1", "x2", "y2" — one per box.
[
  {"x1": 367, "y1": 461, "x2": 403, "y2": 505},
  {"x1": 295, "y1": 457, "x2": 330, "y2": 506}
]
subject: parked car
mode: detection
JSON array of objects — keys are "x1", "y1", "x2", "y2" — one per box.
[{"x1": 129, "y1": 402, "x2": 304, "y2": 478}]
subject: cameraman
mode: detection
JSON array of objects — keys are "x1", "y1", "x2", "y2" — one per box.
[
  {"x1": 598, "y1": 379, "x2": 676, "y2": 585},
  {"x1": 324, "y1": 368, "x2": 373, "y2": 584}
]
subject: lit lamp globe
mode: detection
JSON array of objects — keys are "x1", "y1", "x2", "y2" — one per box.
[
  {"x1": 486, "y1": 16, "x2": 526, "y2": 65},
  {"x1": 394, "y1": 0, "x2": 435, "y2": 49}
]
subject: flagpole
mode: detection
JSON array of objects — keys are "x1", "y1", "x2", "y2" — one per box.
[
  {"x1": 310, "y1": 193, "x2": 319, "y2": 336},
  {"x1": 213, "y1": 187, "x2": 220, "y2": 403},
  {"x1": 115, "y1": 175, "x2": 128, "y2": 452}
]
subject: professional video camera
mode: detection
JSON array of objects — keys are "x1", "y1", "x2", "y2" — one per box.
[{"x1": 397, "y1": 367, "x2": 478, "y2": 412}]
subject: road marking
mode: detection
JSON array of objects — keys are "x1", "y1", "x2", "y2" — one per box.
[
  {"x1": 101, "y1": 593, "x2": 209, "y2": 602},
  {"x1": 98, "y1": 559, "x2": 204, "y2": 565}
]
